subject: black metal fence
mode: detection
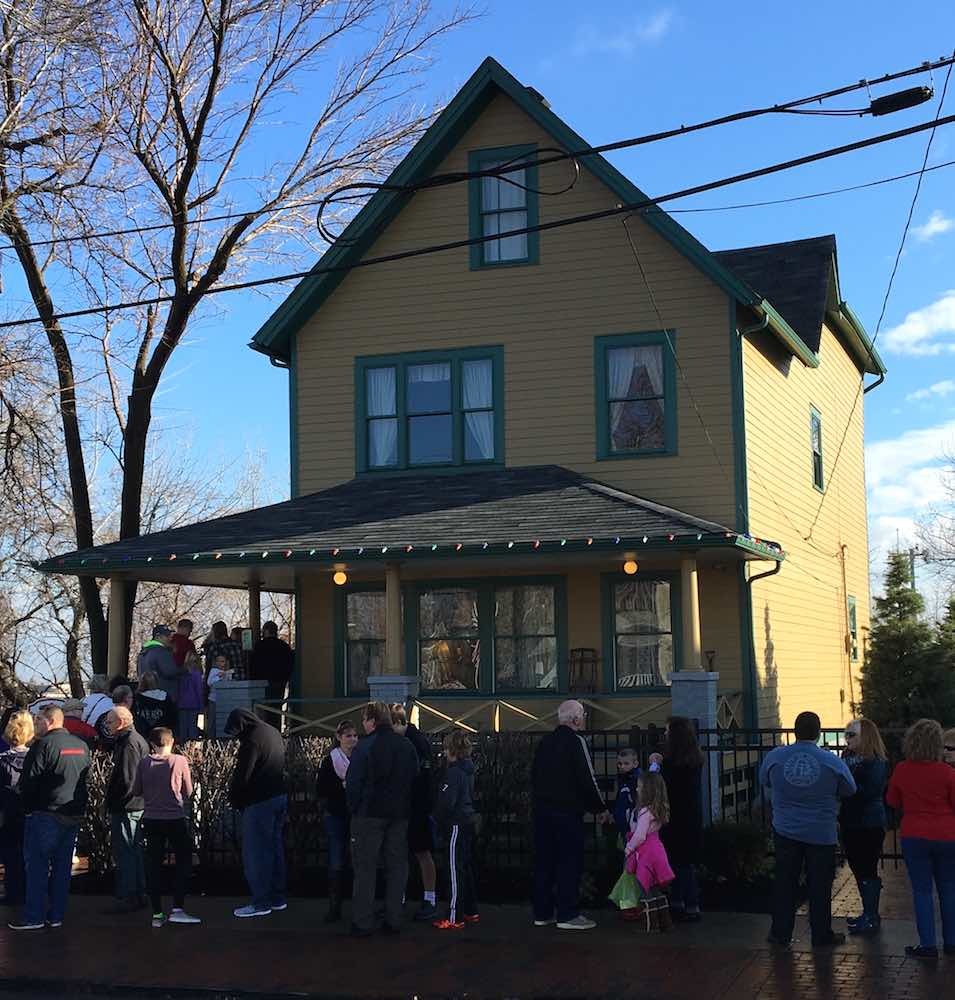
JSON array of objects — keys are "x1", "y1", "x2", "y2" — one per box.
[{"x1": 83, "y1": 726, "x2": 906, "y2": 898}]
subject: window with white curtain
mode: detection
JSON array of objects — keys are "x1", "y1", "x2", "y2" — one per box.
[
  {"x1": 357, "y1": 349, "x2": 501, "y2": 472},
  {"x1": 595, "y1": 332, "x2": 677, "y2": 458},
  {"x1": 468, "y1": 145, "x2": 539, "y2": 268},
  {"x1": 610, "y1": 579, "x2": 674, "y2": 689}
]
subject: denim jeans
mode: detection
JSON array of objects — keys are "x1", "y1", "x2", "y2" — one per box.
[
  {"x1": 241, "y1": 794, "x2": 288, "y2": 910},
  {"x1": 901, "y1": 837, "x2": 955, "y2": 948},
  {"x1": 671, "y1": 863, "x2": 700, "y2": 912},
  {"x1": 533, "y1": 806, "x2": 584, "y2": 924},
  {"x1": 23, "y1": 813, "x2": 79, "y2": 925},
  {"x1": 771, "y1": 832, "x2": 836, "y2": 944},
  {"x1": 323, "y1": 813, "x2": 349, "y2": 873},
  {"x1": 110, "y1": 810, "x2": 145, "y2": 901}
]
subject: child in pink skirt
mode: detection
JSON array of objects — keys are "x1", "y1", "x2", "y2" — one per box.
[{"x1": 609, "y1": 769, "x2": 674, "y2": 917}]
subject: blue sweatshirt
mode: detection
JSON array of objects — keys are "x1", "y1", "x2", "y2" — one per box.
[{"x1": 759, "y1": 741, "x2": 856, "y2": 845}]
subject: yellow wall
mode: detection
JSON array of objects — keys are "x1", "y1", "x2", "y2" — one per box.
[
  {"x1": 293, "y1": 92, "x2": 738, "y2": 528},
  {"x1": 743, "y1": 322, "x2": 871, "y2": 728}
]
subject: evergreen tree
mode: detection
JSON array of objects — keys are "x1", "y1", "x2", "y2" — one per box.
[{"x1": 860, "y1": 553, "x2": 955, "y2": 726}]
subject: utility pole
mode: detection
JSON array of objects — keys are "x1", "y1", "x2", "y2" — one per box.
[{"x1": 907, "y1": 547, "x2": 930, "y2": 590}]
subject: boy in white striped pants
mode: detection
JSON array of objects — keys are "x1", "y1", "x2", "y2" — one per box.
[{"x1": 432, "y1": 731, "x2": 478, "y2": 930}]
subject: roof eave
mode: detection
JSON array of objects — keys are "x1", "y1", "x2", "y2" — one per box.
[
  {"x1": 757, "y1": 298, "x2": 820, "y2": 368},
  {"x1": 827, "y1": 302, "x2": 887, "y2": 376}
]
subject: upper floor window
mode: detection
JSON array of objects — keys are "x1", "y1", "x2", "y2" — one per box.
[
  {"x1": 595, "y1": 332, "x2": 677, "y2": 459},
  {"x1": 810, "y1": 407, "x2": 824, "y2": 491},
  {"x1": 468, "y1": 145, "x2": 539, "y2": 268},
  {"x1": 356, "y1": 347, "x2": 503, "y2": 473},
  {"x1": 847, "y1": 596, "x2": 859, "y2": 662}
]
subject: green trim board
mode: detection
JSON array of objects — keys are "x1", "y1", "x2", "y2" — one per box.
[
  {"x1": 738, "y1": 562, "x2": 758, "y2": 728},
  {"x1": 731, "y1": 300, "x2": 762, "y2": 535},
  {"x1": 600, "y1": 571, "x2": 682, "y2": 696},
  {"x1": 288, "y1": 335, "x2": 299, "y2": 498},
  {"x1": 335, "y1": 575, "x2": 568, "y2": 697},
  {"x1": 250, "y1": 56, "x2": 801, "y2": 364},
  {"x1": 594, "y1": 331, "x2": 678, "y2": 460},
  {"x1": 354, "y1": 345, "x2": 504, "y2": 474},
  {"x1": 810, "y1": 405, "x2": 824, "y2": 492},
  {"x1": 467, "y1": 144, "x2": 539, "y2": 269},
  {"x1": 826, "y1": 302, "x2": 887, "y2": 377}
]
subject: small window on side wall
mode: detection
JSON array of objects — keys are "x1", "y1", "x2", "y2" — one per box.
[
  {"x1": 847, "y1": 596, "x2": 858, "y2": 662},
  {"x1": 810, "y1": 407, "x2": 824, "y2": 491},
  {"x1": 468, "y1": 145, "x2": 539, "y2": 268},
  {"x1": 595, "y1": 332, "x2": 677, "y2": 458}
]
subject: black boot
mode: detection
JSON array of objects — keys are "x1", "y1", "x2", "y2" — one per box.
[
  {"x1": 849, "y1": 878, "x2": 881, "y2": 935},
  {"x1": 847, "y1": 877, "x2": 865, "y2": 928},
  {"x1": 325, "y1": 872, "x2": 342, "y2": 923}
]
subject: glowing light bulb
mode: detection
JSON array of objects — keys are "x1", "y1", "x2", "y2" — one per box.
[
  {"x1": 623, "y1": 559, "x2": 639, "y2": 575},
  {"x1": 333, "y1": 570, "x2": 348, "y2": 586}
]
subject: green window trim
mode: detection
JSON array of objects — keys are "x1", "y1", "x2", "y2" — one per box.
[
  {"x1": 600, "y1": 572, "x2": 683, "y2": 694},
  {"x1": 335, "y1": 576, "x2": 568, "y2": 696},
  {"x1": 810, "y1": 406, "x2": 824, "y2": 492},
  {"x1": 594, "y1": 331, "x2": 678, "y2": 460},
  {"x1": 847, "y1": 595, "x2": 859, "y2": 662},
  {"x1": 468, "y1": 144, "x2": 540, "y2": 269},
  {"x1": 354, "y1": 346, "x2": 504, "y2": 475}
]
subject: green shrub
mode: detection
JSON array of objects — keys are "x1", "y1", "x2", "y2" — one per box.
[{"x1": 701, "y1": 821, "x2": 772, "y2": 885}]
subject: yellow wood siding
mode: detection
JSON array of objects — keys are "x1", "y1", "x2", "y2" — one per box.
[
  {"x1": 743, "y1": 322, "x2": 871, "y2": 728},
  {"x1": 293, "y1": 92, "x2": 738, "y2": 527}
]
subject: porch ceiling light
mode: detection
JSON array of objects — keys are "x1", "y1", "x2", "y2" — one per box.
[
  {"x1": 623, "y1": 559, "x2": 639, "y2": 575},
  {"x1": 333, "y1": 570, "x2": 348, "y2": 586}
]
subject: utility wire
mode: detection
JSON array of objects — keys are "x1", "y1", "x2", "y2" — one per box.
[
  {"x1": 3, "y1": 109, "x2": 955, "y2": 331},
  {"x1": 804, "y1": 53, "x2": 955, "y2": 545},
  {"x1": 669, "y1": 157, "x2": 955, "y2": 213},
  {"x1": 0, "y1": 54, "x2": 950, "y2": 257}
]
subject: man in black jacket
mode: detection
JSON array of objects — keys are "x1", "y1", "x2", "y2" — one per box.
[
  {"x1": 248, "y1": 622, "x2": 294, "y2": 723},
  {"x1": 103, "y1": 706, "x2": 149, "y2": 913},
  {"x1": 531, "y1": 700, "x2": 609, "y2": 931},
  {"x1": 9, "y1": 706, "x2": 90, "y2": 931},
  {"x1": 224, "y1": 708, "x2": 287, "y2": 919},
  {"x1": 346, "y1": 701, "x2": 419, "y2": 935}
]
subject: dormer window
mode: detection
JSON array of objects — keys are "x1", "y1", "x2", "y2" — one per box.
[{"x1": 468, "y1": 144, "x2": 539, "y2": 268}]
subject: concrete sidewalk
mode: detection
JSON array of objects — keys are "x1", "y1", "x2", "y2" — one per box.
[{"x1": 0, "y1": 892, "x2": 943, "y2": 1000}]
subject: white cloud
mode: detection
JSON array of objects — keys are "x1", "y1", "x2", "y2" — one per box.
[
  {"x1": 912, "y1": 209, "x2": 954, "y2": 242},
  {"x1": 573, "y1": 9, "x2": 674, "y2": 56},
  {"x1": 906, "y1": 379, "x2": 955, "y2": 402},
  {"x1": 882, "y1": 290, "x2": 955, "y2": 355},
  {"x1": 866, "y1": 419, "x2": 955, "y2": 488},
  {"x1": 868, "y1": 465, "x2": 949, "y2": 517}
]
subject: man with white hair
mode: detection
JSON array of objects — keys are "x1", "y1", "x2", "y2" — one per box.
[
  {"x1": 104, "y1": 707, "x2": 149, "y2": 913},
  {"x1": 531, "y1": 700, "x2": 609, "y2": 930}
]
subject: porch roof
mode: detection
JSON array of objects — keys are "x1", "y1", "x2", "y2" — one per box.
[{"x1": 36, "y1": 465, "x2": 783, "y2": 588}]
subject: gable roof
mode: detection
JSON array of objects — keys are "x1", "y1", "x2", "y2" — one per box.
[
  {"x1": 249, "y1": 56, "x2": 812, "y2": 366},
  {"x1": 715, "y1": 235, "x2": 885, "y2": 375},
  {"x1": 38, "y1": 465, "x2": 782, "y2": 582}
]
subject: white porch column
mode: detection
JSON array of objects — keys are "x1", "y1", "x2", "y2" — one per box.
[
  {"x1": 107, "y1": 576, "x2": 127, "y2": 678},
  {"x1": 680, "y1": 558, "x2": 704, "y2": 671},
  {"x1": 248, "y1": 579, "x2": 262, "y2": 642},
  {"x1": 367, "y1": 561, "x2": 419, "y2": 704},
  {"x1": 671, "y1": 557, "x2": 720, "y2": 820}
]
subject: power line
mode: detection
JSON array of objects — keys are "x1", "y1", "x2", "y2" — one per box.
[
  {"x1": 3, "y1": 108, "x2": 955, "y2": 331},
  {"x1": 804, "y1": 53, "x2": 955, "y2": 545},
  {"x1": 0, "y1": 54, "x2": 950, "y2": 256},
  {"x1": 669, "y1": 157, "x2": 955, "y2": 214}
]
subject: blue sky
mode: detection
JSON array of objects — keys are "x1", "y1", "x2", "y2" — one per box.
[{"x1": 25, "y1": 3, "x2": 955, "y2": 601}]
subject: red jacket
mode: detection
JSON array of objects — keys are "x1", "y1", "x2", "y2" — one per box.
[
  {"x1": 171, "y1": 634, "x2": 197, "y2": 667},
  {"x1": 886, "y1": 760, "x2": 955, "y2": 841},
  {"x1": 63, "y1": 716, "x2": 98, "y2": 746}
]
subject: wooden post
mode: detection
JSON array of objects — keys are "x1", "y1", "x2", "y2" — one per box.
[
  {"x1": 680, "y1": 558, "x2": 703, "y2": 671},
  {"x1": 248, "y1": 579, "x2": 262, "y2": 642},
  {"x1": 107, "y1": 576, "x2": 127, "y2": 678},
  {"x1": 385, "y1": 562, "x2": 402, "y2": 675}
]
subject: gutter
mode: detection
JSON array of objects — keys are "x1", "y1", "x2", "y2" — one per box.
[
  {"x1": 756, "y1": 299, "x2": 819, "y2": 368},
  {"x1": 826, "y1": 302, "x2": 886, "y2": 390},
  {"x1": 743, "y1": 559, "x2": 782, "y2": 726}
]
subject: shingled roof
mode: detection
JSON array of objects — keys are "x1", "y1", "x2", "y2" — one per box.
[
  {"x1": 715, "y1": 236, "x2": 836, "y2": 354},
  {"x1": 38, "y1": 465, "x2": 781, "y2": 578}
]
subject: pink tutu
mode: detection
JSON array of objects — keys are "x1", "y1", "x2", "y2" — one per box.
[{"x1": 625, "y1": 830, "x2": 674, "y2": 891}]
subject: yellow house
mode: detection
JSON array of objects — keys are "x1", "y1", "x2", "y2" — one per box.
[{"x1": 41, "y1": 58, "x2": 883, "y2": 733}]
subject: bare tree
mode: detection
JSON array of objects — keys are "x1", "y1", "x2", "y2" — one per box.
[{"x1": 0, "y1": 0, "x2": 470, "y2": 673}]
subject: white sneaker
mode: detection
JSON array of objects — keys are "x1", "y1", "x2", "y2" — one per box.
[
  {"x1": 270, "y1": 902, "x2": 288, "y2": 912},
  {"x1": 167, "y1": 908, "x2": 201, "y2": 925},
  {"x1": 533, "y1": 917, "x2": 557, "y2": 926},
  {"x1": 151, "y1": 912, "x2": 165, "y2": 929},
  {"x1": 557, "y1": 915, "x2": 596, "y2": 930},
  {"x1": 234, "y1": 904, "x2": 272, "y2": 918}
]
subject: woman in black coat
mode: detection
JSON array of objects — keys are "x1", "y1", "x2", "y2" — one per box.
[{"x1": 650, "y1": 716, "x2": 704, "y2": 922}]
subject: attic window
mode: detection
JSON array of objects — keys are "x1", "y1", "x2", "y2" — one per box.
[{"x1": 468, "y1": 144, "x2": 539, "y2": 269}]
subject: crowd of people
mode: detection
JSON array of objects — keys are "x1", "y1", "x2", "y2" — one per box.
[{"x1": 1, "y1": 690, "x2": 955, "y2": 956}]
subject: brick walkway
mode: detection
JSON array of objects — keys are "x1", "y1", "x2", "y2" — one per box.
[{"x1": 0, "y1": 874, "x2": 943, "y2": 1000}]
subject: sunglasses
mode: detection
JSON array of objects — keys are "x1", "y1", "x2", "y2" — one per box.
[
  {"x1": 844, "y1": 732, "x2": 857, "y2": 738},
  {"x1": 945, "y1": 746, "x2": 955, "y2": 752}
]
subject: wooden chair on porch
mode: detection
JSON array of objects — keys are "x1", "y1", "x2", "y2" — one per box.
[{"x1": 568, "y1": 648, "x2": 599, "y2": 694}]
